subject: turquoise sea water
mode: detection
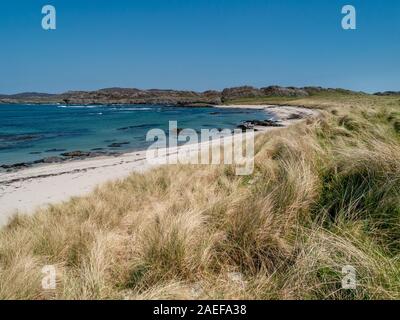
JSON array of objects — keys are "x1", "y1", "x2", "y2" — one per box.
[{"x1": 0, "y1": 104, "x2": 271, "y2": 166}]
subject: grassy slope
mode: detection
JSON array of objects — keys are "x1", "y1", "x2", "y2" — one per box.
[{"x1": 1, "y1": 92, "x2": 400, "y2": 300}]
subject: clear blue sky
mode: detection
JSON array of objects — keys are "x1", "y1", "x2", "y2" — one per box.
[{"x1": 0, "y1": 0, "x2": 399, "y2": 94}]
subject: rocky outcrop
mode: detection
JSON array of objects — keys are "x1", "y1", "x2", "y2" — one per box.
[
  {"x1": 221, "y1": 86, "x2": 264, "y2": 101},
  {"x1": 60, "y1": 151, "x2": 90, "y2": 158},
  {"x1": 0, "y1": 86, "x2": 361, "y2": 105},
  {"x1": 0, "y1": 162, "x2": 31, "y2": 170},
  {"x1": 261, "y1": 86, "x2": 309, "y2": 97},
  {"x1": 237, "y1": 119, "x2": 283, "y2": 131},
  {"x1": 0, "y1": 150, "x2": 122, "y2": 172},
  {"x1": 58, "y1": 88, "x2": 222, "y2": 106}
]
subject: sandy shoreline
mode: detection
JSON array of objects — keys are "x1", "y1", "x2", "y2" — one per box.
[{"x1": 0, "y1": 105, "x2": 318, "y2": 226}]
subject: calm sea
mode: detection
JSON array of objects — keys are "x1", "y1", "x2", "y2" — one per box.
[{"x1": 0, "y1": 104, "x2": 271, "y2": 166}]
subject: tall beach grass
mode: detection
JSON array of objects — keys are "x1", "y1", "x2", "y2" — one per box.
[{"x1": 0, "y1": 93, "x2": 400, "y2": 299}]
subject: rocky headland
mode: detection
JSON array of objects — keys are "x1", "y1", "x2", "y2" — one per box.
[{"x1": 0, "y1": 85, "x2": 356, "y2": 106}]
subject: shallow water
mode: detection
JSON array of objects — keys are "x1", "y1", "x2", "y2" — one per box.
[{"x1": 0, "y1": 104, "x2": 271, "y2": 165}]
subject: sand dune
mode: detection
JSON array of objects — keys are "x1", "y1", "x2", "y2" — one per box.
[{"x1": 0, "y1": 106, "x2": 318, "y2": 226}]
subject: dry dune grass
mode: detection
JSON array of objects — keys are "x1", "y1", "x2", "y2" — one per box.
[{"x1": 0, "y1": 93, "x2": 400, "y2": 299}]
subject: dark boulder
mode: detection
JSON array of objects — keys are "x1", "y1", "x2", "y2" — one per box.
[
  {"x1": 237, "y1": 119, "x2": 283, "y2": 131},
  {"x1": 1, "y1": 162, "x2": 31, "y2": 169},
  {"x1": 249, "y1": 119, "x2": 284, "y2": 127},
  {"x1": 61, "y1": 150, "x2": 90, "y2": 157}
]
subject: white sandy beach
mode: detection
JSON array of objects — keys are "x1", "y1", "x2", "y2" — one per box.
[{"x1": 0, "y1": 106, "x2": 318, "y2": 226}]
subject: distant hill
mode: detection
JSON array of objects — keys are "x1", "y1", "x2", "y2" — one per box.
[
  {"x1": 374, "y1": 91, "x2": 400, "y2": 96},
  {"x1": 0, "y1": 86, "x2": 363, "y2": 105},
  {"x1": 0, "y1": 92, "x2": 56, "y2": 98}
]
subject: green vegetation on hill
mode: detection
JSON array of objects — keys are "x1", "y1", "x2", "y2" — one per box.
[
  {"x1": 0, "y1": 93, "x2": 400, "y2": 299},
  {"x1": 0, "y1": 85, "x2": 368, "y2": 106}
]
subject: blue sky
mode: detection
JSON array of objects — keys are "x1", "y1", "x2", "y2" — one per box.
[{"x1": 0, "y1": 0, "x2": 399, "y2": 94}]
